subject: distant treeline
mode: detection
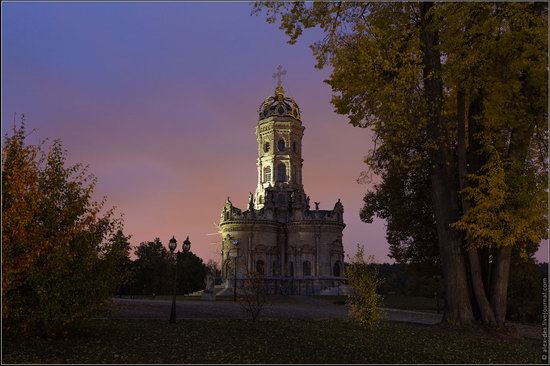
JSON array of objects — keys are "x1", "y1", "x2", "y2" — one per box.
[{"x1": 114, "y1": 237, "x2": 220, "y2": 297}]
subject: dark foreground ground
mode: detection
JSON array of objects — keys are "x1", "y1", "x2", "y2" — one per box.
[{"x1": 2, "y1": 297, "x2": 544, "y2": 364}]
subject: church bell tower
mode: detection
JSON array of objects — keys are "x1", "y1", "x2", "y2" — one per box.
[{"x1": 254, "y1": 66, "x2": 305, "y2": 209}]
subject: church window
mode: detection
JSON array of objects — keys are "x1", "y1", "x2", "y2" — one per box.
[
  {"x1": 303, "y1": 261, "x2": 311, "y2": 276},
  {"x1": 333, "y1": 261, "x2": 341, "y2": 277},
  {"x1": 259, "y1": 195, "x2": 263, "y2": 204},
  {"x1": 290, "y1": 262, "x2": 294, "y2": 276},
  {"x1": 293, "y1": 166, "x2": 297, "y2": 182},
  {"x1": 264, "y1": 166, "x2": 271, "y2": 183},
  {"x1": 256, "y1": 260, "x2": 265, "y2": 275},
  {"x1": 277, "y1": 163, "x2": 286, "y2": 182},
  {"x1": 293, "y1": 141, "x2": 297, "y2": 153},
  {"x1": 264, "y1": 142, "x2": 270, "y2": 153},
  {"x1": 277, "y1": 139, "x2": 285, "y2": 152}
]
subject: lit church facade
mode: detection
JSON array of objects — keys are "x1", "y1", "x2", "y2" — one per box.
[{"x1": 219, "y1": 71, "x2": 345, "y2": 293}]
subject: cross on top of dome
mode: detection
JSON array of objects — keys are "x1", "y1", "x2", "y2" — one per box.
[
  {"x1": 272, "y1": 65, "x2": 287, "y2": 89},
  {"x1": 258, "y1": 65, "x2": 300, "y2": 121}
]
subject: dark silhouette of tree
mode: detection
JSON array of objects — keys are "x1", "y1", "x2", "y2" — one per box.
[
  {"x1": 176, "y1": 251, "x2": 207, "y2": 295},
  {"x1": 133, "y1": 238, "x2": 172, "y2": 296}
]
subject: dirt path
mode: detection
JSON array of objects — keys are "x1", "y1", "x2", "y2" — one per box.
[{"x1": 104, "y1": 298, "x2": 542, "y2": 341}]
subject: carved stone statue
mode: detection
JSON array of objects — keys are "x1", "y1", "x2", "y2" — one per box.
[
  {"x1": 306, "y1": 195, "x2": 310, "y2": 210},
  {"x1": 202, "y1": 269, "x2": 216, "y2": 301},
  {"x1": 248, "y1": 192, "x2": 255, "y2": 210},
  {"x1": 204, "y1": 271, "x2": 215, "y2": 293},
  {"x1": 315, "y1": 202, "x2": 320, "y2": 210}
]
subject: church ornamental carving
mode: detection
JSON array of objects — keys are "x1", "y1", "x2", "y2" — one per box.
[{"x1": 218, "y1": 67, "x2": 346, "y2": 292}]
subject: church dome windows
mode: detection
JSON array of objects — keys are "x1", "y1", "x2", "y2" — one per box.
[
  {"x1": 277, "y1": 163, "x2": 287, "y2": 182},
  {"x1": 277, "y1": 139, "x2": 286, "y2": 152}
]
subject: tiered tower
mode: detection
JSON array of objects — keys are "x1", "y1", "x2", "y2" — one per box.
[{"x1": 219, "y1": 66, "x2": 345, "y2": 294}]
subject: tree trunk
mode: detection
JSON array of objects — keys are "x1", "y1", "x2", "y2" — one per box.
[
  {"x1": 490, "y1": 246, "x2": 512, "y2": 327},
  {"x1": 420, "y1": 2, "x2": 474, "y2": 327},
  {"x1": 490, "y1": 36, "x2": 541, "y2": 324},
  {"x1": 457, "y1": 88, "x2": 497, "y2": 326}
]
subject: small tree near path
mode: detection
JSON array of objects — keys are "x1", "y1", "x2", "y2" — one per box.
[
  {"x1": 238, "y1": 270, "x2": 268, "y2": 322},
  {"x1": 346, "y1": 244, "x2": 383, "y2": 329}
]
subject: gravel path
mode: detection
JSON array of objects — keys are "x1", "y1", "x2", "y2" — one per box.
[
  {"x1": 108, "y1": 297, "x2": 347, "y2": 321},
  {"x1": 107, "y1": 297, "x2": 439, "y2": 325},
  {"x1": 105, "y1": 297, "x2": 542, "y2": 340}
]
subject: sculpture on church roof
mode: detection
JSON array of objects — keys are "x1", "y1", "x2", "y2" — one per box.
[{"x1": 248, "y1": 192, "x2": 255, "y2": 210}]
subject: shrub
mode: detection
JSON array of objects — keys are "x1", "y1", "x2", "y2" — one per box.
[
  {"x1": 238, "y1": 270, "x2": 268, "y2": 321},
  {"x1": 346, "y1": 244, "x2": 383, "y2": 328}
]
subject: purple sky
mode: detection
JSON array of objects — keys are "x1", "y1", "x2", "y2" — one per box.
[{"x1": 3, "y1": 3, "x2": 547, "y2": 264}]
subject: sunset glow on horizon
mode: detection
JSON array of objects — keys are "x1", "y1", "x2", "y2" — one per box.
[{"x1": 3, "y1": 2, "x2": 547, "y2": 264}]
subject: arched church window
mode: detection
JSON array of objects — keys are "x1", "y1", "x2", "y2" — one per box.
[
  {"x1": 259, "y1": 195, "x2": 263, "y2": 204},
  {"x1": 256, "y1": 260, "x2": 265, "y2": 275},
  {"x1": 293, "y1": 141, "x2": 297, "y2": 153},
  {"x1": 333, "y1": 261, "x2": 341, "y2": 277},
  {"x1": 303, "y1": 261, "x2": 311, "y2": 277},
  {"x1": 264, "y1": 142, "x2": 270, "y2": 153},
  {"x1": 264, "y1": 166, "x2": 271, "y2": 183},
  {"x1": 277, "y1": 139, "x2": 285, "y2": 152},
  {"x1": 277, "y1": 163, "x2": 286, "y2": 182},
  {"x1": 290, "y1": 262, "x2": 294, "y2": 277}
]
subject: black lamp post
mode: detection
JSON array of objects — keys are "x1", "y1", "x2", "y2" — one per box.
[
  {"x1": 226, "y1": 235, "x2": 240, "y2": 301},
  {"x1": 169, "y1": 235, "x2": 191, "y2": 324}
]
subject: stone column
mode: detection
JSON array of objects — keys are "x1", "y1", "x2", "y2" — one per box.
[
  {"x1": 315, "y1": 227, "x2": 320, "y2": 276},
  {"x1": 248, "y1": 234, "x2": 253, "y2": 272}
]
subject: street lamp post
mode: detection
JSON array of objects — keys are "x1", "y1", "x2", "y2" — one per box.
[
  {"x1": 168, "y1": 235, "x2": 191, "y2": 324},
  {"x1": 227, "y1": 235, "x2": 240, "y2": 301}
]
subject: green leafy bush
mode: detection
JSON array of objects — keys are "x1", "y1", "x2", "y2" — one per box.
[
  {"x1": 346, "y1": 244, "x2": 383, "y2": 328},
  {"x1": 2, "y1": 122, "x2": 124, "y2": 336}
]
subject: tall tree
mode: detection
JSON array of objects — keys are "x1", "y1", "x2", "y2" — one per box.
[
  {"x1": 2, "y1": 121, "x2": 124, "y2": 335},
  {"x1": 133, "y1": 238, "x2": 172, "y2": 295},
  {"x1": 107, "y1": 229, "x2": 133, "y2": 296},
  {"x1": 253, "y1": 2, "x2": 548, "y2": 327},
  {"x1": 176, "y1": 251, "x2": 207, "y2": 295}
]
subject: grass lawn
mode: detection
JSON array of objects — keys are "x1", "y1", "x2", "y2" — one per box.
[{"x1": 3, "y1": 319, "x2": 541, "y2": 364}]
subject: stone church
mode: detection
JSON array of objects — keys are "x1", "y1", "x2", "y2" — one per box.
[{"x1": 219, "y1": 68, "x2": 345, "y2": 294}]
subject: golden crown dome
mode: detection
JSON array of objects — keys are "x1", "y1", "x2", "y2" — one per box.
[{"x1": 258, "y1": 85, "x2": 301, "y2": 121}]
